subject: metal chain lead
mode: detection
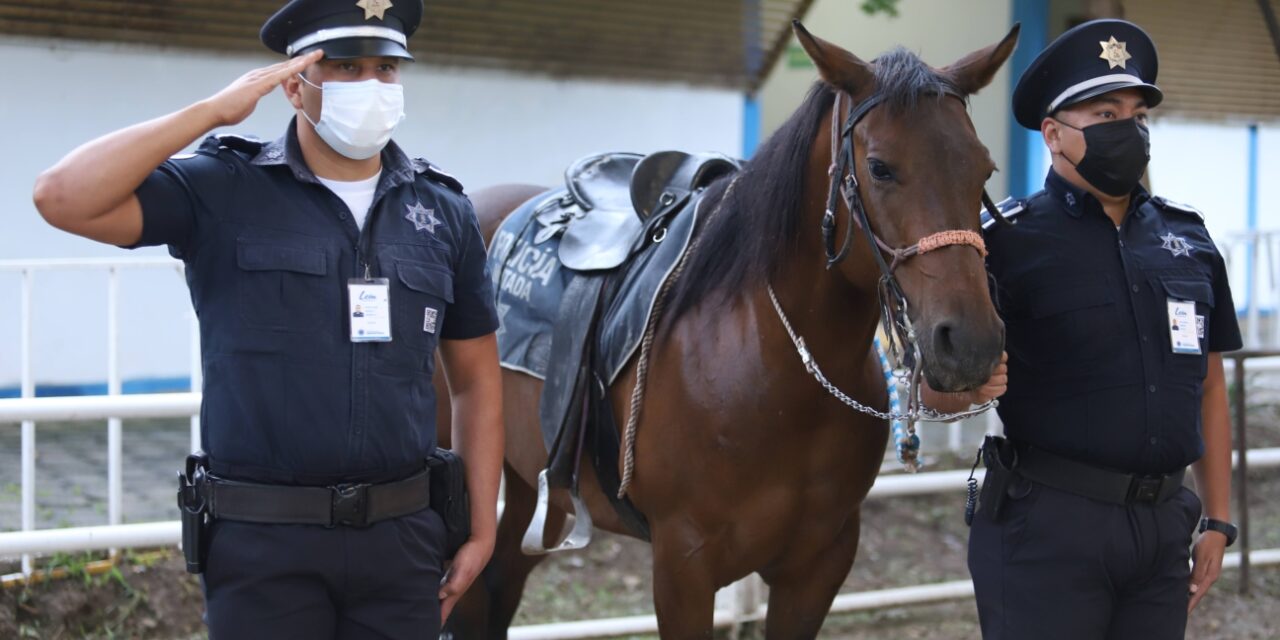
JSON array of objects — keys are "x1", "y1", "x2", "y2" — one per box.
[{"x1": 766, "y1": 285, "x2": 996, "y2": 423}]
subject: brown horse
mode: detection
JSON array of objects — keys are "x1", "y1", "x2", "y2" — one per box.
[{"x1": 439, "y1": 23, "x2": 1018, "y2": 639}]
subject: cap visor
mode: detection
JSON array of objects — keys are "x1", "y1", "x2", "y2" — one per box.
[
  {"x1": 1057, "y1": 80, "x2": 1163, "y2": 111},
  {"x1": 294, "y1": 38, "x2": 413, "y2": 60}
]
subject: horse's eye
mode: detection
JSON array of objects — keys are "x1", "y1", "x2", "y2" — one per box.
[{"x1": 867, "y1": 159, "x2": 894, "y2": 182}]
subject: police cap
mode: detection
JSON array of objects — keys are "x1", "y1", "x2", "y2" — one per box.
[
  {"x1": 1012, "y1": 19, "x2": 1162, "y2": 130},
  {"x1": 261, "y1": 0, "x2": 423, "y2": 60}
]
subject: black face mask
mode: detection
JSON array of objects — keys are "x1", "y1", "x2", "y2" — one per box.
[{"x1": 1055, "y1": 117, "x2": 1150, "y2": 197}]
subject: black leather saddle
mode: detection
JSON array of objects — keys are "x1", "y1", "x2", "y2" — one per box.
[{"x1": 487, "y1": 150, "x2": 741, "y2": 546}]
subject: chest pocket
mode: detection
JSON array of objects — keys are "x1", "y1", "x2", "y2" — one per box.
[
  {"x1": 1022, "y1": 280, "x2": 1121, "y2": 368},
  {"x1": 1158, "y1": 276, "x2": 1213, "y2": 380},
  {"x1": 236, "y1": 239, "x2": 331, "y2": 332},
  {"x1": 392, "y1": 260, "x2": 454, "y2": 354}
]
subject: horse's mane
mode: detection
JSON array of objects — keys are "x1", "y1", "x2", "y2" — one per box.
[{"x1": 664, "y1": 48, "x2": 957, "y2": 326}]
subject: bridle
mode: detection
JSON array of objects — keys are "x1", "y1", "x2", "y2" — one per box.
[
  {"x1": 821, "y1": 88, "x2": 1007, "y2": 370},
  {"x1": 769, "y1": 87, "x2": 1002, "y2": 457}
]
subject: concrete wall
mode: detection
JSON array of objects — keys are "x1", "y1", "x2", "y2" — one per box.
[
  {"x1": 758, "y1": 0, "x2": 1014, "y2": 197},
  {"x1": 0, "y1": 36, "x2": 743, "y2": 390}
]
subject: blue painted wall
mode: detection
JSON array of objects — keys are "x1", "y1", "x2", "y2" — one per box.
[
  {"x1": 743, "y1": 94, "x2": 761, "y2": 158},
  {"x1": 1008, "y1": 0, "x2": 1050, "y2": 198},
  {"x1": 0, "y1": 377, "x2": 193, "y2": 400}
]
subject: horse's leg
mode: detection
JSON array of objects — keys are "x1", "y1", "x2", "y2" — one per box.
[
  {"x1": 486, "y1": 463, "x2": 568, "y2": 636},
  {"x1": 650, "y1": 529, "x2": 719, "y2": 640},
  {"x1": 758, "y1": 512, "x2": 862, "y2": 640},
  {"x1": 445, "y1": 462, "x2": 567, "y2": 639}
]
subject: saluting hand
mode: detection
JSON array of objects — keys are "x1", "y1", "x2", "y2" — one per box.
[
  {"x1": 202, "y1": 50, "x2": 324, "y2": 128},
  {"x1": 439, "y1": 535, "x2": 496, "y2": 623},
  {"x1": 1188, "y1": 530, "x2": 1226, "y2": 612}
]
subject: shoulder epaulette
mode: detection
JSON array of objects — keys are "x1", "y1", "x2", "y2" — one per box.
[
  {"x1": 1151, "y1": 196, "x2": 1204, "y2": 221},
  {"x1": 414, "y1": 158, "x2": 465, "y2": 194},
  {"x1": 194, "y1": 134, "x2": 264, "y2": 159},
  {"x1": 980, "y1": 196, "x2": 1027, "y2": 230}
]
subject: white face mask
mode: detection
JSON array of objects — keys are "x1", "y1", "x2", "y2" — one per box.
[{"x1": 298, "y1": 74, "x2": 405, "y2": 160}]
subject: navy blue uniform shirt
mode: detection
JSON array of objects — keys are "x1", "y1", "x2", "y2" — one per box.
[
  {"x1": 131, "y1": 121, "x2": 498, "y2": 485},
  {"x1": 986, "y1": 170, "x2": 1242, "y2": 475}
]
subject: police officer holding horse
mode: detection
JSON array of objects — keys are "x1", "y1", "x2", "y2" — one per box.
[
  {"x1": 33, "y1": 1, "x2": 503, "y2": 637},
  {"x1": 935, "y1": 18, "x2": 1241, "y2": 639}
]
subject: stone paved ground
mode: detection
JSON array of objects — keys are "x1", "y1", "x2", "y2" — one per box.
[{"x1": 0, "y1": 417, "x2": 191, "y2": 531}]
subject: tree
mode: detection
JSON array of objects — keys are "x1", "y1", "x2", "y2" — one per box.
[{"x1": 861, "y1": 0, "x2": 900, "y2": 18}]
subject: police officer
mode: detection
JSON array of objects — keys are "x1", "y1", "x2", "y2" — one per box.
[
  {"x1": 932, "y1": 19, "x2": 1242, "y2": 639},
  {"x1": 32, "y1": 1, "x2": 503, "y2": 637}
]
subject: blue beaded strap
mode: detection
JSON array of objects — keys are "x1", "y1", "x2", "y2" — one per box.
[{"x1": 874, "y1": 335, "x2": 920, "y2": 472}]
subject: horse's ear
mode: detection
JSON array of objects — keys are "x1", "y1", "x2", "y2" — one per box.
[
  {"x1": 793, "y1": 20, "x2": 874, "y2": 95},
  {"x1": 941, "y1": 23, "x2": 1021, "y2": 95}
]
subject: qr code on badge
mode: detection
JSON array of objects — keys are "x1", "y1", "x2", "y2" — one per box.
[
  {"x1": 1196, "y1": 315, "x2": 1204, "y2": 339},
  {"x1": 424, "y1": 307, "x2": 439, "y2": 334}
]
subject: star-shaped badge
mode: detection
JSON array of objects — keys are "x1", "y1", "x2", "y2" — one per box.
[
  {"x1": 1160, "y1": 232, "x2": 1192, "y2": 258},
  {"x1": 356, "y1": 0, "x2": 393, "y2": 21},
  {"x1": 405, "y1": 201, "x2": 442, "y2": 235},
  {"x1": 1099, "y1": 36, "x2": 1132, "y2": 69}
]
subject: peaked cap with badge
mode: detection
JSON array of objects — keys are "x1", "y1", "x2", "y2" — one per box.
[
  {"x1": 261, "y1": 0, "x2": 423, "y2": 60},
  {"x1": 1012, "y1": 19, "x2": 1162, "y2": 130}
]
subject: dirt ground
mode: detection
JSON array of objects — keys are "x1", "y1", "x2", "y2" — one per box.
[{"x1": 3, "y1": 410, "x2": 1279, "y2": 639}]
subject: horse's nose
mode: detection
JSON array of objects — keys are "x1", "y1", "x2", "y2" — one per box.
[
  {"x1": 928, "y1": 318, "x2": 1002, "y2": 389},
  {"x1": 931, "y1": 321, "x2": 959, "y2": 362}
]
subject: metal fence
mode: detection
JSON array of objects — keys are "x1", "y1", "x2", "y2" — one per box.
[{"x1": 0, "y1": 257, "x2": 199, "y2": 576}]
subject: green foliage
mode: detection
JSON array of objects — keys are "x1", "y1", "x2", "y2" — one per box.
[{"x1": 861, "y1": 0, "x2": 900, "y2": 17}]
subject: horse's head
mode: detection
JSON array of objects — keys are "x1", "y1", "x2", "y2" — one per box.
[{"x1": 794, "y1": 23, "x2": 1018, "y2": 392}]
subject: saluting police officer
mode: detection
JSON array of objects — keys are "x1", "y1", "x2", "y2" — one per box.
[
  {"x1": 33, "y1": 1, "x2": 503, "y2": 637},
  {"x1": 929, "y1": 18, "x2": 1242, "y2": 639}
]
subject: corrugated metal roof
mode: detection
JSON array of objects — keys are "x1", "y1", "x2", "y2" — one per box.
[
  {"x1": 1127, "y1": 0, "x2": 1280, "y2": 122},
  {"x1": 0, "y1": 0, "x2": 810, "y2": 90}
]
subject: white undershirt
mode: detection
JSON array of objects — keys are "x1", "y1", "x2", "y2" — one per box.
[{"x1": 317, "y1": 171, "x2": 381, "y2": 231}]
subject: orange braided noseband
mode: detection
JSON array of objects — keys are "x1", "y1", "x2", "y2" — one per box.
[{"x1": 915, "y1": 230, "x2": 987, "y2": 258}]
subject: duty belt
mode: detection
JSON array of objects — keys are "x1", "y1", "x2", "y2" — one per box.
[
  {"x1": 206, "y1": 469, "x2": 430, "y2": 527},
  {"x1": 1013, "y1": 442, "x2": 1184, "y2": 505}
]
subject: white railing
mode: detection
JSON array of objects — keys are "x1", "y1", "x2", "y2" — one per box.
[{"x1": 0, "y1": 257, "x2": 194, "y2": 574}]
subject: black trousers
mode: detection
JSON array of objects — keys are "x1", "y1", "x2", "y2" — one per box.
[
  {"x1": 969, "y1": 480, "x2": 1202, "y2": 640},
  {"x1": 203, "y1": 507, "x2": 446, "y2": 640}
]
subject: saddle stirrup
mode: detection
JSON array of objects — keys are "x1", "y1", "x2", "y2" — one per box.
[{"x1": 520, "y1": 469, "x2": 594, "y2": 555}]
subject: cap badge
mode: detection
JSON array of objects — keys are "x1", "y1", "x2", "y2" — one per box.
[
  {"x1": 1099, "y1": 36, "x2": 1132, "y2": 69},
  {"x1": 356, "y1": 0, "x2": 393, "y2": 21}
]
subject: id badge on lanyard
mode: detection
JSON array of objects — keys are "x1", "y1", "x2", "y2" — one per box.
[
  {"x1": 349, "y1": 198, "x2": 393, "y2": 343},
  {"x1": 1167, "y1": 298, "x2": 1201, "y2": 355},
  {"x1": 349, "y1": 278, "x2": 392, "y2": 342}
]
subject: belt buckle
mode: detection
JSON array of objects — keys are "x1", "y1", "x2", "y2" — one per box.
[
  {"x1": 330, "y1": 483, "x2": 371, "y2": 527},
  {"x1": 1127, "y1": 475, "x2": 1163, "y2": 504}
]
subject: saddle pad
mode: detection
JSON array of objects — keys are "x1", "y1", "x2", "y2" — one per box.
[
  {"x1": 488, "y1": 189, "x2": 703, "y2": 384},
  {"x1": 489, "y1": 190, "x2": 572, "y2": 379}
]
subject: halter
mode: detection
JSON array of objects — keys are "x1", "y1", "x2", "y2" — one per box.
[
  {"x1": 822, "y1": 89, "x2": 1007, "y2": 268},
  {"x1": 822, "y1": 89, "x2": 1007, "y2": 368}
]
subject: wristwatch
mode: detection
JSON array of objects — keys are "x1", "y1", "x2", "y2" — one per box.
[{"x1": 1198, "y1": 518, "x2": 1238, "y2": 547}]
